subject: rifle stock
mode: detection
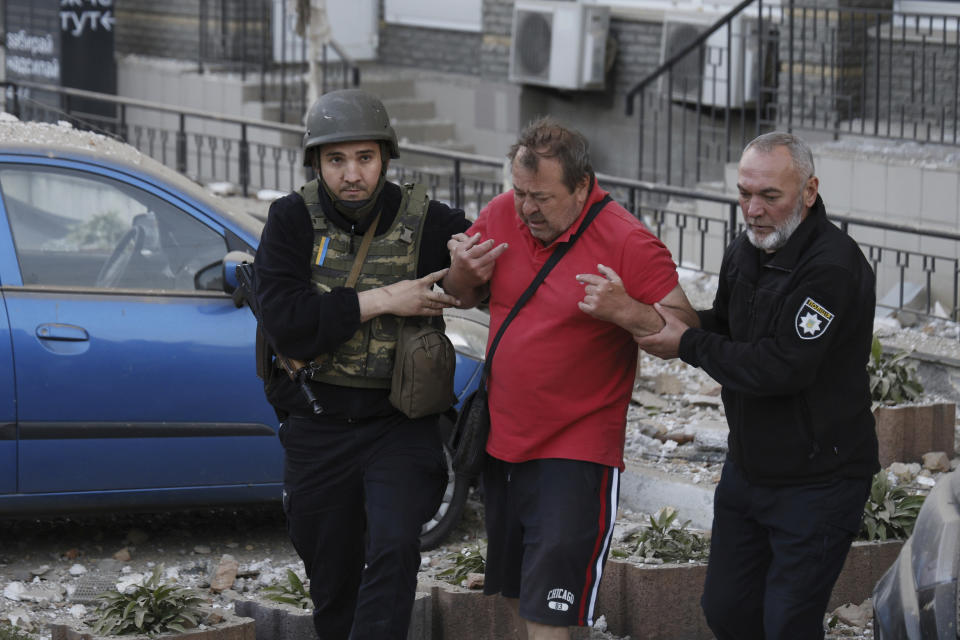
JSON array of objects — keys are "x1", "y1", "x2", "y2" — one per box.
[{"x1": 234, "y1": 262, "x2": 323, "y2": 415}]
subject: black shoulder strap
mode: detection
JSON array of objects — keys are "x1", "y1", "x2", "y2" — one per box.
[{"x1": 482, "y1": 193, "x2": 612, "y2": 381}]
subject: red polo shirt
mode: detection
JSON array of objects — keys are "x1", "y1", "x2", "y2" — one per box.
[{"x1": 468, "y1": 183, "x2": 679, "y2": 468}]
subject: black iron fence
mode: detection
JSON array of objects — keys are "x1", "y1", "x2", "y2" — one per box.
[
  {"x1": 626, "y1": 0, "x2": 960, "y2": 187},
  {"x1": 4, "y1": 81, "x2": 960, "y2": 324}
]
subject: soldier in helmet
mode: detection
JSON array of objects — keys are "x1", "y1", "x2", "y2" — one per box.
[{"x1": 254, "y1": 89, "x2": 471, "y2": 640}]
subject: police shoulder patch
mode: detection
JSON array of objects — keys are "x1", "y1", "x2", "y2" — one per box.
[{"x1": 795, "y1": 296, "x2": 834, "y2": 340}]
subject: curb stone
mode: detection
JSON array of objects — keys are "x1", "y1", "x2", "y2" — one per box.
[{"x1": 234, "y1": 540, "x2": 901, "y2": 639}]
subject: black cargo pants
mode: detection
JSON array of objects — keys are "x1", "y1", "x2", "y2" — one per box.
[
  {"x1": 279, "y1": 412, "x2": 446, "y2": 640},
  {"x1": 701, "y1": 460, "x2": 871, "y2": 640}
]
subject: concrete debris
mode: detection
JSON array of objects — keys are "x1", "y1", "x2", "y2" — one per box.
[
  {"x1": 658, "y1": 430, "x2": 695, "y2": 445},
  {"x1": 631, "y1": 389, "x2": 669, "y2": 409},
  {"x1": 888, "y1": 462, "x2": 918, "y2": 482},
  {"x1": 116, "y1": 573, "x2": 146, "y2": 593},
  {"x1": 96, "y1": 558, "x2": 124, "y2": 573},
  {"x1": 2, "y1": 581, "x2": 64, "y2": 604},
  {"x1": 256, "y1": 189, "x2": 287, "y2": 202},
  {"x1": 206, "y1": 181, "x2": 238, "y2": 196},
  {"x1": 833, "y1": 600, "x2": 873, "y2": 629},
  {"x1": 3, "y1": 582, "x2": 25, "y2": 602},
  {"x1": 654, "y1": 372, "x2": 688, "y2": 395},
  {"x1": 685, "y1": 394, "x2": 724, "y2": 408},
  {"x1": 692, "y1": 428, "x2": 728, "y2": 452},
  {"x1": 211, "y1": 554, "x2": 239, "y2": 593},
  {"x1": 464, "y1": 572, "x2": 485, "y2": 590},
  {"x1": 112, "y1": 547, "x2": 131, "y2": 562},
  {"x1": 3, "y1": 606, "x2": 34, "y2": 631},
  {"x1": 922, "y1": 451, "x2": 951, "y2": 472}
]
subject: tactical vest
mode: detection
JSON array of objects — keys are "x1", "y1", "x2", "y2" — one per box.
[{"x1": 300, "y1": 179, "x2": 430, "y2": 388}]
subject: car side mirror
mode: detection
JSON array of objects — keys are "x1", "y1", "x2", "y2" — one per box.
[{"x1": 222, "y1": 250, "x2": 255, "y2": 293}]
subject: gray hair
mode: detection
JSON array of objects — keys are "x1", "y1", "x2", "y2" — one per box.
[
  {"x1": 743, "y1": 131, "x2": 815, "y2": 182},
  {"x1": 508, "y1": 116, "x2": 594, "y2": 193}
]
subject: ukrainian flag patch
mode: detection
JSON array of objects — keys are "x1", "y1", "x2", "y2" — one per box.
[
  {"x1": 795, "y1": 297, "x2": 833, "y2": 340},
  {"x1": 314, "y1": 236, "x2": 330, "y2": 266}
]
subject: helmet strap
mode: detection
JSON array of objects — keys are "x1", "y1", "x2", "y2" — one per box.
[{"x1": 320, "y1": 173, "x2": 387, "y2": 226}]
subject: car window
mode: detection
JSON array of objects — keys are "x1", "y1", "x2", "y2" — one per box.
[{"x1": 0, "y1": 165, "x2": 227, "y2": 291}]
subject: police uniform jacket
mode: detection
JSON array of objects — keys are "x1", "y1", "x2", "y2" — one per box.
[
  {"x1": 678, "y1": 196, "x2": 880, "y2": 486},
  {"x1": 255, "y1": 181, "x2": 470, "y2": 419}
]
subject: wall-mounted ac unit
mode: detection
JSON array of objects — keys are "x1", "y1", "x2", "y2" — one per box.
[
  {"x1": 509, "y1": 0, "x2": 610, "y2": 91},
  {"x1": 659, "y1": 14, "x2": 759, "y2": 109}
]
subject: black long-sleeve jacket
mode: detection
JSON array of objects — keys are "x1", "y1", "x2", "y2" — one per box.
[
  {"x1": 255, "y1": 181, "x2": 470, "y2": 419},
  {"x1": 678, "y1": 197, "x2": 880, "y2": 486}
]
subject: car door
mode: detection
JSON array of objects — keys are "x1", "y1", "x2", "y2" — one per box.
[
  {"x1": 0, "y1": 158, "x2": 281, "y2": 500},
  {"x1": 0, "y1": 291, "x2": 15, "y2": 495}
]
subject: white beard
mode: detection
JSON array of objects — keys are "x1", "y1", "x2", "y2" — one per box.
[{"x1": 747, "y1": 198, "x2": 804, "y2": 251}]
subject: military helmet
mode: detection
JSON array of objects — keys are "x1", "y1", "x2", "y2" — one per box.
[{"x1": 302, "y1": 89, "x2": 399, "y2": 166}]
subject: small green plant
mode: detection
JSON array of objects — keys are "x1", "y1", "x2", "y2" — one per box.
[
  {"x1": 0, "y1": 622, "x2": 35, "y2": 640},
  {"x1": 438, "y1": 542, "x2": 486, "y2": 585},
  {"x1": 92, "y1": 565, "x2": 205, "y2": 636},
  {"x1": 867, "y1": 335, "x2": 924, "y2": 405},
  {"x1": 618, "y1": 507, "x2": 710, "y2": 564},
  {"x1": 859, "y1": 471, "x2": 926, "y2": 541},
  {"x1": 261, "y1": 569, "x2": 312, "y2": 609}
]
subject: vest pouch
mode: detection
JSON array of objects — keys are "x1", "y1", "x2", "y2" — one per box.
[{"x1": 389, "y1": 321, "x2": 457, "y2": 419}]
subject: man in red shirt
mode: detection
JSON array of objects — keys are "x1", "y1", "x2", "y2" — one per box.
[{"x1": 443, "y1": 117, "x2": 697, "y2": 640}]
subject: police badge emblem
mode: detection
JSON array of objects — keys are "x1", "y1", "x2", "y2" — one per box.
[{"x1": 795, "y1": 297, "x2": 833, "y2": 339}]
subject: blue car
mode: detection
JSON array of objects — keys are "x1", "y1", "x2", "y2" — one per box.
[{"x1": 0, "y1": 118, "x2": 485, "y2": 549}]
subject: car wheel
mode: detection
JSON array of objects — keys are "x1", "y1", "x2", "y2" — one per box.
[{"x1": 420, "y1": 442, "x2": 471, "y2": 551}]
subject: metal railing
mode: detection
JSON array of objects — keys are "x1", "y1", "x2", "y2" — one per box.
[
  {"x1": 625, "y1": 0, "x2": 960, "y2": 187},
  {"x1": 4, "y1": 81, "x2": 960, "y2": 323}
]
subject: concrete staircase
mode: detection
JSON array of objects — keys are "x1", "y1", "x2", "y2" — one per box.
[
  {"x1": 117, "y1": 57, "x2": 470, "y2": 150},
  {"x1": 115, "y1": 56, "x2": 500, "y2": 209},
  {"x1": 243, "y1": 64, "x2": 474, "y2": 155}
]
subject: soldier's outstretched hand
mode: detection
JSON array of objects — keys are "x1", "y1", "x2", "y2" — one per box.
[{"x1": 358, "y1": 269, "x2": 461, "y2": 321}]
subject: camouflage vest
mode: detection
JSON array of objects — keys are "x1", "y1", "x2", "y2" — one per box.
[{"x1": 300, "y1": 179, "x2": 430, "y2": 388}]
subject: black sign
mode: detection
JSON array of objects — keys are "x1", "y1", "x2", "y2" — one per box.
[
  {"x1": 5, "y1": 0, "x2": 61, "y2": 84},
  {"x1": 59, "y1": 0, "x2": 116, "y2": 122}
]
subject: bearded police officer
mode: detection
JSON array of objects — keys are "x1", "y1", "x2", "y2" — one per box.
[
  {"x1": 636, "y1": 132, "x2": 879, "y2": 639},
  {"x1": 254, "y1": 89, "x2": 470, "y2": 640}
]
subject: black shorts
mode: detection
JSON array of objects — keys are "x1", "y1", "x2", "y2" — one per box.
[{"x1": 482, "y1": 457, "x2": 620, "y2": 628}]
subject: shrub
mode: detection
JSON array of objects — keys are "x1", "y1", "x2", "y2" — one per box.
[
  {"x1": 261, "y1": 569, "x2": 311, "y2": 609},
  {"x1": 92, "y1": 566, "x2": 205, "y2": 636},
  {"x1": 859, "y1": 471, "x2": 926, "y2": 541},
  {"x1": 616, "y1": 507, "x2": 710, "y2": 563},
  {"x1": 438, "y1": 542, "x2": 486, "y2": 585},
  {"x1": 867, "y1": 335, "x2": 924, "y2": 405},
  {"x1": 0, "y1": 623, "x2": 34, "y2": 640}
]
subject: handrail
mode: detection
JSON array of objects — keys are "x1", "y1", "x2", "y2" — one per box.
[
  {"x1": 326, "y1": 38, "x2": 361, "y2": 88},
  {"x1": 11, "y1": 77, "x2": 957, "y2": 245},
  {"x1": 6, "y1": 79, "x2": 960, "y2": 321},
  {"x1": 624, "y1": 0, "x2": 757, "y2": 116},
  {"x1": 3, "y1": 81, "x2": 305, "y2": 133}
]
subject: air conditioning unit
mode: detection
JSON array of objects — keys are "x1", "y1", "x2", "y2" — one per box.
[
  {"x1": 659, "y1": 14, "x2": 760, "y2": 109},
  {"x1": 509, "y1": 0, "x2": 610, "y2": 91}
]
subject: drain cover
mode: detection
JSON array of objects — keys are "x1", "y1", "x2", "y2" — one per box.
[{"x1": 71, "y1": 576, "x2": 117, "y2": 604}]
